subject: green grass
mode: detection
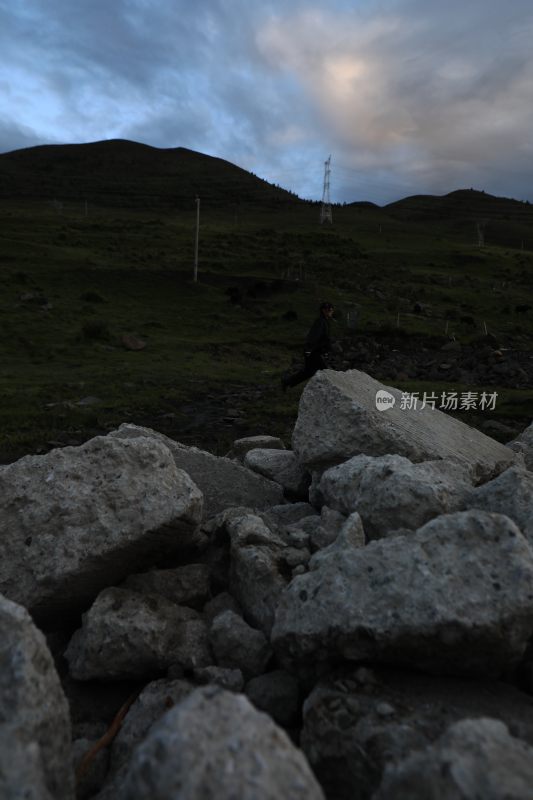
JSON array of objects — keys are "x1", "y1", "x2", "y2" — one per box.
[{"x1": 1, "y1": 143, "x2": 532, "y2": 460}]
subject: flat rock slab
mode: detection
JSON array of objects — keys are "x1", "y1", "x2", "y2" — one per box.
[
  {"x1": 292, "y1": 369, "x2": 517, "y2": 482},
  {"x1": 109, "y1": 424, "x2": 284, "y2": 518},
  {"x1": 0, "y1": 594, "x2": 74, "y2": 800},
  {"x1": 272, "y1": 510, "x2": 533, "y2": 678},
  {"x1": 0, "y1": 435, "x2": 203, "y2": 621},
  {"x1": 103, "y1": 686, "x2": 325, "y2": 800}
]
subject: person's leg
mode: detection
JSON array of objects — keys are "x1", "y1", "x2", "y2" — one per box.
[{"x1": 283, "y1": 352, "x2": 325, "y2": 388}]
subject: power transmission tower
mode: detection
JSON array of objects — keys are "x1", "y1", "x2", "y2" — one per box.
[{"x1": 320, "y1": 155, "x2": 333, "y2": 224}]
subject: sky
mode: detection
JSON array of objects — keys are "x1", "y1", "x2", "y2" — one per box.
[{"x1": 1, "y1": 0, "x2": 533, "y2": 205}]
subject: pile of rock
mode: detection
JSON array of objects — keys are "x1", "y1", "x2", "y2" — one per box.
[{"x1": 1, "y1": 367, "x2": 533, "y2": 799}]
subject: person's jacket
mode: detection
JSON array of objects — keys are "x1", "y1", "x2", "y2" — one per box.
[{"x1": 305, "y1": 316, "x2": 331, "y2": 355}]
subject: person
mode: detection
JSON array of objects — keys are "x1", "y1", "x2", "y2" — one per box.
[{"x1": 281, "y1": 302, "x2": 335, "y2": 390}]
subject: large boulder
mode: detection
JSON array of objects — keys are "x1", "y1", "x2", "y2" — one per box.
[
  {"x1": 65, "y1": 587, "x2": 207, "y2": 680},
  {"x1": 302, "y1": 665, "x2": 533, "y2": 800},
  {"x1": 0, "y1": 593, "x2": 75, "y2": 800},
  {"x1": 0, "y1": 435, "x2": 203, "y2": 621},
  {"x1": 109, "y1": 424, "x2": 284, "y2": 518},
  {"x1": 98, "y1": 686, "x2": 325, "y2": 800},
  {"x1": 292, "y1": 369, "x2": 517, "y2": 482},
  {"x1": 272, "y1": 510, "x2": 533, "y2": 677},
  {"x1": 373, "y1": 718, "x2": 533, "y2": 799},
  {"x1": 311, "y1": 454, "x2": 473, "y2": 538},
  {"x1": 464, "y1": 465, "x2": 533, "y2": 542}
]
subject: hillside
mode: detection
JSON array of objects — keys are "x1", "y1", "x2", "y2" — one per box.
[
  {"x1": 0, "y1": 139, "x2": 532, "y2": 462},
  {"x1": 0, "y1": 139, "x2": 302, "y2": 210}
]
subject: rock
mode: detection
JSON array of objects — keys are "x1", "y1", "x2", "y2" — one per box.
[
  {"x1": 464, "y1": 465, "x2": 533, "y2": 542},
  {"x1": 168, "y1": 618, "x2": 213, "y2": 671},
  {"x1": 227, "y1": 513, "x2": 290, "y2": 635},
  {"x1": 272, "y1": 510, "x2": 533, "y2": 678},
  {"x1": 101, "y1": 686, "x2": 325, "y2": 800},
  {"x1": 72, "y1": 736, "x2": 109, "y2": 800},
  {"x1": 373, "y1": 718, "x2": 533, "y2": 800},
  {"x1": 210, "y1": 610, "x2": 272, "y2": 679},
  {"x1": 65, "y1": 587, "x2": 201, "y2": 680},
  {"x1": 292, "y1": 369, "x2": 517, "y2": 482},
  {"x1": 508, "y1": 421, "x2": 533, "y2": 471},
  {"x1": 122, "y1": 563, "x2": 210, "y2": 610},
  {"x1": 244, "y1": 448, "x2": 310, "y2": 499},
  {"x1": 309, "y1": 512, "x2": 366, "y2": 570},
  {"x1": 203, "y1": 591, "x2": 242, "y2": 622},
  {"x1": 0, "y1": 594, "x2": 74, "y2": 800},
  {"x1": 311, "y1": 454, "x2": 473, "y2": 538},
  {"x1": 226, "y1": 435, "x2": 286, "y2": 461},
  {"x1": 288, "y1": 506, "x2": 348, "y2": 553},
  {"x1": 192, "y1": 666, "x2": 244, "y2": 692},
  {"x1": 262, "y1": 502, "x2": 319, "y2": 527},
  {"x1": 109, "y1": 424, "x2": 284, "y2": 518},
  {"x1": 0, "y1": 730, "x2": 54, "y2": 800},
  {"x1": 0, "y1": 435, "x2": 203, "y2": 621},
  {"x1": 302, "y1": 665, "x2": 533, "y2": 800},
  {"x1": 109, "y1": 678, "x2": 193, "y2": 777},
  {"x1": 245, "y1": 670, "x2": 300, "y2": 728}
]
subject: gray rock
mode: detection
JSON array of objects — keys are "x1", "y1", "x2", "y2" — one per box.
[
  {"x1": 0, "y1": 730, "x2": 54, "y2": 800},
  {"x1": 261, "y1": 502, "x2": 318, "y2": 528},
  {"x1": 104, "y1": 686, "x2": 325, "y2": 800},
  {"x1": 0, "y1": 435, "x2": 203, "y2": 621},
  {"x1": 193, "y1": 666, "x2": 244, "y2": 691},
  {"x1": 227, "y1": 514, "x2": 290, "y2": 635},
  {"x1": 302, "y1": 665, "x2": 533, "y2": 800},
  {"x1": 244, "y1": 448, "x2": 310, "y2": 498},
  {"x1": 373, "y1": 718, "x2": 533, "y2": 800},
  {"x1": 272, "y1": 510, "x2": 533, "y2": 677},
  {"x1": 109, "y1": 678, "x2": 193, "y2": 776},
  {"x1": 309, "y1": 512, "x2": 366, "y2": 570},
  {"x1": 210, "y1": 610, "x2": 272, "y2": 678},
  {"x1": 312, "y1": 454, "x2": 473, "y2": 538},
  {"x1": 122, "y1": 563, "x2": 210, "y2": 610},
  {"x1": 292, "y1": 369, "x2": 517, "y2": 482},
  {"x1": 507, "y1": 420, "x2": 533, "y2": 471},
  {"x1": 109, "y1": 424, "x2": 284, "y2": 518},
  {"x1": 72, "y1": 736, "x2": 110, "y2": 800},
  {"x1": 203, "y1": 591, "x2": 242, "y2": 622},
  {"x1": 0, "y1": 594, "x2": 74, "y2": 800},
  {"x1": 464, "y1": 465, "x2": 533, "y2": 542},
  {"x1": 65, "y1": 587, "x2": 200, "y2": 680},
  {"x1": 169, "y1": 618, "x2": 213, "y2": 671},
  {"x1": 245, "y1": 670, "x2": 300, "y2": 728},
  {"x1": 226, "y1": 435, "x2": 286, "y2": 461}
]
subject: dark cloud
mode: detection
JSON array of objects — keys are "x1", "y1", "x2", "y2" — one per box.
[{"x1": 1, "y1": 0, "x2": 533, "y2": 203}]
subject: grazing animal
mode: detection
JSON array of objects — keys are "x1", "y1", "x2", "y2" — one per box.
[
  {"x1": 459, "y1": 315, "x2": 476, "y2": 326},
  {"x1": 516, "y1": 304, "x2": 532, "y2": 314}
]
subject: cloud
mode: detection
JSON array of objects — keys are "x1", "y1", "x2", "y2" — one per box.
[{"x1": 1, "y1": 0, "x2": 533, "y2": 203}]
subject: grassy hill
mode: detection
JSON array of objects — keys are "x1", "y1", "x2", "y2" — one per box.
[{"x1": 0, "y1": 140, "x2": 532, "y2": 462}]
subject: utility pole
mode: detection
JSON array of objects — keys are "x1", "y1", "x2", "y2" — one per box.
[
  {"x1": 193, "y1": 196, "x2": 200, "y2": 282},
  {"x1": 320, "y1": 156, "x2": 333, "y2": 224}
]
